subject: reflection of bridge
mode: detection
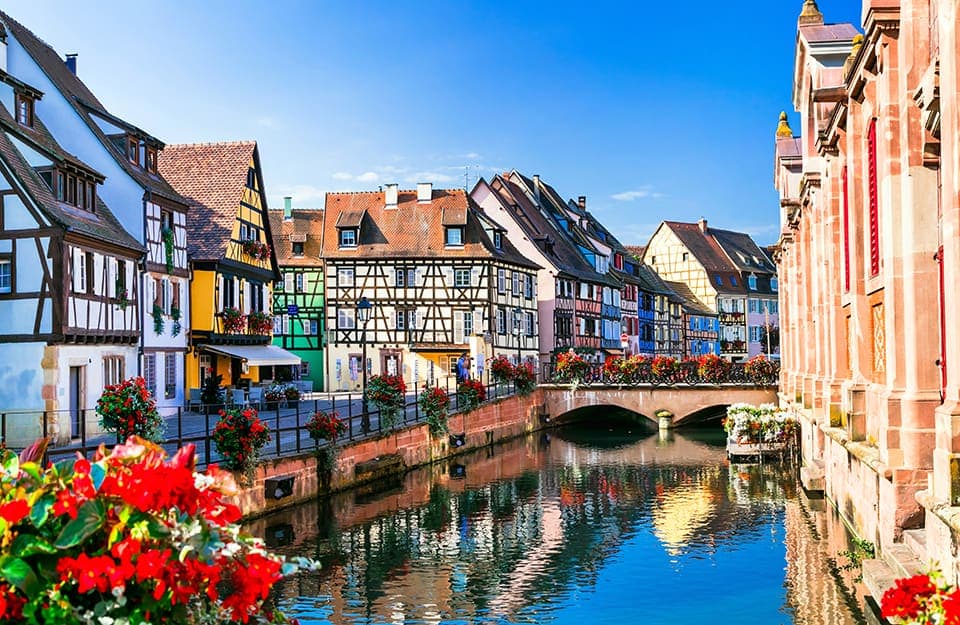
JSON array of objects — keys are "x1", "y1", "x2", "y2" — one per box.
[{"x1": 540, "y1": 385, "x2": 778, "y2": 426}]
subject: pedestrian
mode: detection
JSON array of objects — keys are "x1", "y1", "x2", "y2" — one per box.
[{"x1": 456, "y1": 352, "x2": 468, "y2": 383}]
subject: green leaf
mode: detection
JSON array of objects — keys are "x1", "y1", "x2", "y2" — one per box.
[
  {"x1": 1, "y1": 452, "x2": 18, "y2": 477},
  {"x1": 0, "y1": 556, "x2": 39, "y2": 597},
  {"x1": 54, "y1": 500, "x2": 105, "y2": 549},
  {"x1": 29, "y1": 493, "x2": 54, "y2": 528},
  {"x1": 10, "y1": 534, "x2": 55, "y2": 557},
  {"x1": 19, "y1": 462, "x2": 42, "y2": 482},
  {"x1": 52, "y1": 459, "x2": 74, "y2": 480}
]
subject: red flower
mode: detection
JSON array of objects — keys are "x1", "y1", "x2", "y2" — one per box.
[
  {"x1": 0, "y1": 500, "x2": 29, "y2": 525},
  {"x1": 881, "y1": 574, "x2": 939, "y2": 619}
]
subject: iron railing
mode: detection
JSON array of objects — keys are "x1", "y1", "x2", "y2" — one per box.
[{"x1": 542, "y1": 361, "x2": 780, "y2": 387}]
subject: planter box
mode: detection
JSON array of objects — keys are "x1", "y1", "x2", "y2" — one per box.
[{"x1": 726, "y1": 436, "x2": 790, "y2": 460}]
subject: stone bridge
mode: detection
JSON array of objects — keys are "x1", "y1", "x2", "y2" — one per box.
[{"x1": 540, "y1": 384, "x2": 779, "y2": 428}]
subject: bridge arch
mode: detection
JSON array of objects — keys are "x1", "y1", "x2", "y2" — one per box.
[
  {"x1": 540, "y1": 385, "x2": 778, "y2": 427},
  {"x1": 550, "y1": 404, "x2": 656, "y2": 429}
]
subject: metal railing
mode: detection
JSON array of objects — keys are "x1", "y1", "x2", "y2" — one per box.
[
  {"x1": 1, "y1": 375, "x2": 529, "y2": 468},
  {"x1": 541, "y1": 361, "x2": 780, "y2": 387}
]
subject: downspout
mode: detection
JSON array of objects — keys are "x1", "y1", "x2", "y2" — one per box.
[{"x1": 138, "y1": 191, "x2": 150, "y2": 377}]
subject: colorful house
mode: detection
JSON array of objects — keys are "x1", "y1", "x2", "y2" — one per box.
[
  {"x1": 0, "y1": 63, "x2": 142, "y2": 444},
  {"x1": 269, "y1": 199, "x2": 325, "y2": 391},
  {"x1": 159, "y1": 141, "x2": 296, "y2": 393},
  {"x1": 0, "y1": 11, "x2": 192, "y2": 413},
  {"x1": 664, "y1": 281, "x2": 720, "y2": 357},
  {"x1": 322, "y1": 184, "x2": 539, "y2": 391}
]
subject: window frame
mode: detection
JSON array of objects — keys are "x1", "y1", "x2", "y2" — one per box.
[
  {"x1": 339, "y1": 228, "x2": 357, "y2": 248},
  {"x1": 445, "y1": 226, "x2": 464, "y2": 247},
  {"x1": 15, "y1": 93, "x2": 34, "y2": 127},
  {"x1": 0, "y1": 254, "x2": 12, "y2": 294},
  {"x1": 292, "y1": 241, "x2": 304, "y2": 256},
  {"x1": 454, "y1": 268, "x2": 471, "y2": 288}
]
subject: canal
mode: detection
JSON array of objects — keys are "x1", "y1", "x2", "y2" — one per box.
[{"x1": 248, "y1": 422, "x2": 868, "y2": 625}]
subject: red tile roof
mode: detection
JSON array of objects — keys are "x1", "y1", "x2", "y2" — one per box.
[
  {"x1": 661, "y1": 221, "x2": 746, "y2": 294},
  {"x1": 157, "y1": 141, "x2": 260, "y2": 261},
  {"x1": 268, "y1": 209, "x2": 324, "y2": 267},
  {"x1": 800, "y1": 23, "x2": 859, "y2": 44}
]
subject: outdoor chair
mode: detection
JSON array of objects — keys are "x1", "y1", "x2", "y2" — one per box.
[
  {"x1": 188, "y1": 388, "x2": 202, "y2": 412},
  {"x1": 300, "y1": 380, "x2": 313, "y2": 396},
  {"x1": 248, "y1": 386, "x2": 263, "y2": 409},
  {"x1": 231, "y1": 388, "x2": 246, "y2": 407}
]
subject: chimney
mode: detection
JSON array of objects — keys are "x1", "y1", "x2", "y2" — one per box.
[
  {"x1": 416, "y1": 182, "x2": 432, "y2": 202},
  {"x1": 698, "y1": 218, "x2": 708, "y2": 233},
  {"x1": 532, "y1": 174, "x2": 541, "y2": 206},
  {"x1": 283, "y1": 196, "x2": 292, "y2": 220},
  {"x1": 578, "y1": 196, "x2": 586, "y2": 211},
  {"x1": 65, "y1": 53, "x2": 77, "y2": 75},
  {"x1": 384, "y1": 183, "x2": 399, "y2": 208}
]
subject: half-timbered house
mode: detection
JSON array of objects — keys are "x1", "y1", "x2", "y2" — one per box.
[
  {"x1": 269, "y1": 199, "x2": 325, "y2": 391},
  {"x1": 322, "y1": 184, "x2": 540, "y2": 391},
  {"x1": 0, "y1": 57, "x2": 142, "y2": 444},
  {"x1": 664, "y1": 281, "x2": 720, "y2": 358},
  {"x1": 0, "y1": 11, "x2": 192, "y2": 413},
  {"x1": 159, "y1": 141, "x2": 296, "y2": 393}
]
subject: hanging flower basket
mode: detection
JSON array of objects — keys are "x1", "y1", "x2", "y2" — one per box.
[{"x1": 221, "y1": 307, "x2": 246, "y2": 334}]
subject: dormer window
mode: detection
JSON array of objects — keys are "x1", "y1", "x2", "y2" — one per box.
[
  {"x1": 445, "y1": 227, "x2": 464, "y2": 246},
  {"x1": 494, "y1": 231, "x2": 502, "y2": 250},
  {"x1": 748, "y1": 274, "x2": 757, "y2": 291},
  {"x1": 43, "y1": 167, "x2": 97, "y2": 212},
  {"x1": 127, "y1": 138, "x2": 138, "y2": 165},
  {"x1": 146, "y1": 147, "x2": 157, "y2": 173},
  {"x1": 339, "y1": 229, "x2": 357, "y2": 248},
  {"x1": 15, "y1": 93, "x2": 33, "y2": 127},
  {"x1": 292, "y1": 241, "x2": 304, "y2": 256}
]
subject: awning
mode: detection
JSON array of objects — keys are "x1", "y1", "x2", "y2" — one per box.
[{"x1": 202, "y1": 344, "x2": 301, "y2": 366}]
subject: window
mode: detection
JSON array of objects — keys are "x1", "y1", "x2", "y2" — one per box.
[
  {"x1": 525, "y1": 274, "x2": 534, "y2": 298},
  {"x1": 338, "y1": 268, "x2": 355, "y2": 287},
  {"x1": 15, "y1": 93, "x2": 33, "y2": 127},
  {"x1": 222, "y1": 276, "x2": 236, "y2": 308},
  {"x1": 144, "y1": 355, "x2": 157, "y2": 397},
  {"x1": 454, "y1": 268, "x2": 470, "y2": 288},
  {"x1": 164, "y1": 353, "x2": 177, "y2": 399},
  {"x1": 512, "y1": 271, "x2": 519, "y2": 294},
  {"x1": 0, "y1": 256, "x2": 11, "y2": 293},
  {"x1": 250, "y1": 281, "x2": 264, "y2": 313},
  {"x1": 292, "y1": 241, "x2": 304, "y2": 256},
  {"x1": 302, "y1": 319, "x2": 318, "y2": 335},
  {"x1": 651, "y1": 256, "x2": 656, "y2": 264},
  {"x1": 56, "y1": 172, "x2": 65, "y2": 202},
  {"x1": 246, "y1": 168, "x2": 256, "y2": 189},
  {"x1": 748, "y1": 275, "x2": 757, "y2": 290},
  {"x1": 339, "y1": 229, "x2": 357, "y2": 247},
  {"x1": 868, "y1": 118, "x2": 880, "y2": 276},
  {"x1": 525, "y1": 311, "x2": 534, "y2": 336},
  {"x1": 729, "y1": 276, "x2": 737, "y2": 287},
  {"x1": 115, "y1": 259, "x2": 126, "y2": 295},
  {"x1": 771, "y1": 277, "x2": 779, "y2": 292},
  {"x1": 494, "y1": 231, "x2": 502, "y2": 249},
  {"x1": 85, "y1": 252, "x2": 95, "y2": 294},
  {"x1": 396, "y1": 310, "x2": 407, "y2": 330},
  {"x1": 498, "y1": 268, "x2": 506, "y2": 294},
  {"x1": 67, "y1": 175, "x2": 76, "y2": 205},
  {"x1": 768, "y1": 300, "x2": 779, "y2": 314},
  {"x1": 295, "y1": 273, "x2": 303, "y2": 293},
  {"x1": 146, "y1": 147, "x2": 157, "y2": 173},
  {"x1": 128, "y1": 138, "x2": 139, "y2": 165},
  {"x1": 748, "y1": 299, "x2": 758, "y2": 314},
  {"x1": 445, "y1": 227, "x2": 463, "y2": 246},
  {"x1": 337, "y1": 307, "x2": 356, "y2": 329},
  {"x1": 682, "y1": 252, "x2": 688, "y2": 262},
  {"x1": 273, "y1": 315, "x2": 283, "y2": 335},
  {"x1": 103, "y1": 356, "x2": 125, "y2": 387},
  {"x1": 397, "y1": 309, "x2": 417, "y2": 333},
  {"x1": 464, "y1": 310, "x2": 473, "y2": 337},
  {"x1": 714, "y1": 275, "x2": 722, "y2": 287},
  {"x1": 497, "y1": 307, "x2": 506, "y2": 334},
  {"x1": 396, "y1": 268, "x2": 415, "y2": 288}
]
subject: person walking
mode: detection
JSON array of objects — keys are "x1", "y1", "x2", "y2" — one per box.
[{"x1": 456, "y1": 352, "x2": 468, "y2": 383}]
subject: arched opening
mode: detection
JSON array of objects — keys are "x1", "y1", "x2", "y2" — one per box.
[
  {"x1": 674, "y1": 405, "x2": 730, "y2": 429},
  {"x1": 551, "y1": 404, "x2": 656, "y2": 429}
]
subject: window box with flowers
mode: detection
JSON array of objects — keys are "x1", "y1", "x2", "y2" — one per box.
[
  {"x1": 457, "y1": 378, "x2": 487, "y2": 414},
  {"x1": 241, "y1": 239, "x2": 271, "y2": 262},
  {"x1": 419, "y1": 386, "x2": 451, "y2": 436},
  {"x1": 650, "y1": 355, "x2": 677, "y2": 380},
  {"x1": 555, "y1": 350, "x2": 590, "y2": 383},
  {"x1": 743, "y1": 354, "x2": 778, "y2": 385},
  {"x1": 0, "y1": 438, "x2": 312, "y2": 624},
  {"x1": 366, "y1": 374, "x2": 406, "y2": 432},
  {"x1": 221, "y1": 306, "x2": 246, "y2": 334},
  {"x1": 514, "y1": 361, "x2": 536, "y2": 396},
  {"x1": 96, "y1": 376, "x2": 165, "y2": 443},
  {"x1": 697, "y1": 353, "x2": 731, "y2": 384},
  {"x1": 247, "y1": 311, "x2": 273, "y2": 335},
  {"x1": 212, "y1": 406, "x2": 271, "y2": 484}
]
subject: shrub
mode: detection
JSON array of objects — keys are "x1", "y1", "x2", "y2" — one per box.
[
  {"x1": 457, "y1": 378, "x2": 487, "y2": 414},
  {"x1": 212, "y1": 407, "x2": 271, "y2": 481},
  {"x1": 419, "y1": 386, "x2": 451, "y2": 436},
  {"x1": 0, "y1": 437, "x2": 312, "y2": 623},
  {"x1": 96, "y1": 376, "x2": 165, "y2": 442}
]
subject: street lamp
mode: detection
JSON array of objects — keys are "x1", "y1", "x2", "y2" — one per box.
[
  {"x1": 514, "y1": 307, "x2": 523, "y2": 365},
  {"x1": 357, "y1": 296, "x2": 372, "y2": 433}
]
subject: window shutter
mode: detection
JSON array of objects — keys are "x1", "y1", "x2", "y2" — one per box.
[
  {"x1": 868, "y1": 118, "x2": 880, "y2": 276},
  {"x1": 242, "y1": 280, "x2": 251, "y2": 314},
  {"x1": 262, "y1": 285, "x2": 269, "y2": 313},
  {"x1": 282, "y1": 314, "x2": 289, "y2": 335},
  {"x1": 108, "y1": 258, "x2": 117, "y2": 297},
  {"x1": 473, "y1": 308, "x2": 484, "y2": 334},
  {"x1": 407, "y1": 269, "x2": 416, "y2": 287},
  {"x1": 217, "y1": 275, "x2": 224, "y2": 312},
  {"x1": 153, "y1": 277, "x2": 161, "y2": 308},
  {"x1": 284, "y1": 273, "x2": 294, "y2": 293},
  {"x1": 173, "y1": 281, "x2": 181, "y2": 311},
  {"x1": 453, "y1": 312, "x2": 464, "y2": 344},
  {"x1": 71, "y1": 248, "x2": 82, "y2": 292}
]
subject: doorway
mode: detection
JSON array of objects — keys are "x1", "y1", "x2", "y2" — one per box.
[
  {"x1": 68, "y1": 366, "x2": 84, "y2": 438},
  {"x1": 380, "y1": 349, "x2": 402, "y2": 378}
]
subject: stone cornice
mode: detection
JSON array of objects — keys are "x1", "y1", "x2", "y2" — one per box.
[{"x1": 847, "y1": 8, "x2": 899, "y2": 103}]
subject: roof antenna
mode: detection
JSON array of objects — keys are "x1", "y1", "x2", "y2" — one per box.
[{"x1": 464, "y1": 166, "x2": 469, "y2": 191}]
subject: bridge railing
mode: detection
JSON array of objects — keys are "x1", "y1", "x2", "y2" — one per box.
[{"x1": 542, "y1": 360, "x2": 780, "y2": 387}]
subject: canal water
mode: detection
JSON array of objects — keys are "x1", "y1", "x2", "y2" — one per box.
[{"x1": 249, "y1": 424, "x2": 868, "y2": 625}]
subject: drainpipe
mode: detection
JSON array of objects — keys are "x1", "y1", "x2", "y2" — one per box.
[{"x1": 139, "y1": 192, "x2": 150, "y2": 377}]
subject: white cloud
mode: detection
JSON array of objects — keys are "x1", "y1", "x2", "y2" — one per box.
[
  {"x1": 611, "y1": 186, "x2": 665, "y2": 201},
  {"x1": 405, "y1": 171, "x2": 456, "y2": 184},
  {"x1": 331, "y1": 172, "x2": 354, "y2": 180},
  {"x1": 355, "y1": 171, "x2": 379, "y2": 183}
]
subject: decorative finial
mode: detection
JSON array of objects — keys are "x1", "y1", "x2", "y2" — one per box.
[
  {"x1": 799, "y1": 0, "x2": 824, "y2": 26},
  {"x1": 776, "y1": 112, "x2": 794, "y2": 138},
  {"x1": 843, "y1": 34, "x2": 864, "y2": 80}
]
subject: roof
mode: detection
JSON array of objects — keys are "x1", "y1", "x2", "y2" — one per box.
[
  {"x1": 0, "y1": 112, "x2": 140, "y2": 252},
  {"x1": 800, "y1": 23, "x2": 859, "y2": 44},
  {"x1": 322, "y1": 188, "x2": 539, "y2": 270},
  {"x1": 268, "y1": 209, "x2": 324, "y2": 267},
  {"x1": 660, "y1": 221, "x2": 746, "y2": 294},
  {"x1": 488, "y1": 174, "x2": 612, "y2": 285},
  {"x1": 776, "y1": 137, "x2": 802, "y2": 159},
  {"x1": 0, "y1": 100, "x2": 103, "y2": 181},
  {"x1": 335, "y1": 210, "x2": 365, "y2": 228},
  {"x1": 0, "y1": 11, "x2": 187, "y2": 206},
  {"x1": 625, "y1": 245, "x2": 646, "y2": 259},
  {"x1": 663, "y1": 281, "x2": 715, "y2": 316},
  {"x1": 709, "y1": 228, "x2": 777, "y2": 275},
  {"x1": 635, "y1": 264, "x2": 676, "y2": 297},
  {"x1": 157, "y1": 140, "x2": 260, "y2": 261}
]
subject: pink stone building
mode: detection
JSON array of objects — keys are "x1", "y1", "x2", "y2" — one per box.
[{"x1": 775, "y1": 0, "x2": 960, "y2": 586}]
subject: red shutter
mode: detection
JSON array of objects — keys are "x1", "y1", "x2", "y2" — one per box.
[
  {"x1": 938, "y1": 245, "x2": 947, "y2": 396},
  {"x1": 868, "y1": 118, "x2": 880, "y2": 276},
  {"x1": 842, "y1": 165, "x2": 851, "y2": 291}
]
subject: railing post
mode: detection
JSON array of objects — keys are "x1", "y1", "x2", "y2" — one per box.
[
  {"x1": 177, "y1": 407, "x2": 183, "y2": 449},
  {"x1": 345, "y1": 393, "x2": 353, "y2": 440},
  {"x1": 275, "y1": 403, "x2": 282, "y2": 457},
  {"x1": 412, "y1": 380, "x2": 418, "y2": 424},
  {"x1": 204, "y1": 410, "x2": 211, "y2": 467},
  {"x1": 42, "y1": 410, "x2": 48, "y2": 445}
]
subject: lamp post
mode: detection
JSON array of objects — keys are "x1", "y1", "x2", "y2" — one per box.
[
  {"x1": 357, "y1": 296, "x2": 372, "y2": 433},
  {"x1": 514, "y1": 307, "x2": 523, "y2": 366}
]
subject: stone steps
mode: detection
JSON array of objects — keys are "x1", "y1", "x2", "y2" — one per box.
[
  {"x1": 901, "y1": 528, "x2": 927, "y2": 564},
  {"x1": 861, "y1": 539, "x2": 925, "y2": 611}
]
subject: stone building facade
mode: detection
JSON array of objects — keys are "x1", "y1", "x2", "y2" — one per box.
[{"x1": 775, "y1": 0, "x2": 960, "y2": 584}]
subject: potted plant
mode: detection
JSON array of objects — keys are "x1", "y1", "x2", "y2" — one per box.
[
  {"x1": 306, "y1": 410, "x2": 346, "y2": 488},
  {"x1": 247, "y1": 311, "x2": 273, "y2": 335},
  {"x1": 0, "y1": 437, "x2": 311, "y2": 623},
  {"x1": 212, "y1": 406, "x2": 271, "y2": 484},
  {"x1": 457, "y1": 378, "x2": 486, "y2": 414},
  {"x1": 283, "y1": 384, "x2": 301, "y2": 406},
  {"x1": 365, "y1": 374, "x2": 406, "y2": 432},
  {"x1": 200, "y1": 373, "x2": 224, "y2": 415},
  {"x1": 419, "y1": 386, "x2": 451, "y2": 436},
  {"x1": 221, "y1": 307, "x2": 246, "y2": 334},
  {"x1": 96, "y1": 376, "x2": 165, "y2": 443},
  {"x1": 264, "y1": 384, "x2": 284, "y2": 411},
  {"x1": 489, "y1": 355, "x2": 515, "y2": 385}
]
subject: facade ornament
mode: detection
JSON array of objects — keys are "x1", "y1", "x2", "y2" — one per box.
[
  {"x1": 799, "y1": 0, "x2": 824, "y2": 26},
  {"x1": 776, "y1": 112, "x2": 794, "y2": 138}
]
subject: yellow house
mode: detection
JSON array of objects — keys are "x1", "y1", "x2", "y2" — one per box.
[{"x1": 158, "y1": 141, "x2": 298, "y2": 395}]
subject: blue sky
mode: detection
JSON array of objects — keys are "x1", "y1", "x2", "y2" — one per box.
[{"x1": 8, "y1": 1, "x2": 861, "y2": 246}]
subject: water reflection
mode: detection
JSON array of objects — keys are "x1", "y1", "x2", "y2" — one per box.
[{"x1": 249, "y1": 428, "x2": 864, "y2": 625}]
